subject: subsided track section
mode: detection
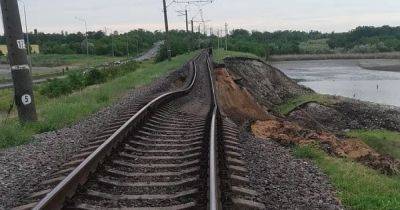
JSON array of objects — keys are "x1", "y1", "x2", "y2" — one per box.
[{"x1": 14, "y1": 50, "x2": 265, "y2": 210}]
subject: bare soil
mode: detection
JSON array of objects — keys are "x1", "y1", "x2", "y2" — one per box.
[
  {"x1": 218, "y1": 56, "x2": 400, "y2": 175},
  {"x1": 223, "y1": 57, "x2": 313, "y2": 109}
]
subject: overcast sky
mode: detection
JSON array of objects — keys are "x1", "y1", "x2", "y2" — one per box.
[{"x1": 2, "y1": 0, "x2": 400, "y2": 34}]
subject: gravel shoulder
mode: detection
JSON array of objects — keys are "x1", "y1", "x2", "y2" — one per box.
[
  {"x1": 239, "y1": 130, "x2": 343, "y2": 210},
  {"x1": 0, "y1": 69, "x2": 183, "y2": 209}
]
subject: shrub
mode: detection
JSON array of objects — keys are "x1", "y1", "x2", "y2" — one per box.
[
  {"x1": 83, "y1": 68, "x2": 106, "y2": 86},
  {"x1": 67, "y1": 71, "x2": 85, "y2": 90},
  {"x1": 40, "y1": 78, "x2": 73, "y2": 98}
]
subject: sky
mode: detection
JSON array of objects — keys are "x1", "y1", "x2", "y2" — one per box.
[{"x1": 2, "y1": 0, "x2": 400, "y2": 34}]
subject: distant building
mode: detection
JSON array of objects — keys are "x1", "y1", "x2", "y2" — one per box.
[{"x1": 0, "y1": 44, "x2": 40, "y2": 55}]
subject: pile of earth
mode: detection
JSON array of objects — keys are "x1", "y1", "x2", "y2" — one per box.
[
  {"x1": 214, "y1": 67, "x2": 273, "y2": 123},
  {"x1": 251, "y1": 119, "x2": 399, "y2": 175},
  {"x1": 290, "y1": 98, "x2": 400, "y2": 132},
  {"x1": 216, "y1": 56, "x2": 400, "y2": 175},
  {"x1": 223, "y1": 57, "x2": 313, "y2": 110}
]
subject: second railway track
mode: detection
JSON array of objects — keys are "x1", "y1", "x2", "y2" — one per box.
[{"x1": 14, "y1": 50, "x2": 265, "y2": 210}]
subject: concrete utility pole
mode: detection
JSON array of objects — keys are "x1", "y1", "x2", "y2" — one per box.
[
  {"x1": 111, "y1": 33, "x2": 115, "y2": 57},
  {"x1": 18, "y1": 0, "x2": 31, "y2": 68},
  {"x1": 225, "y1": 23, "x2": 228, "y2": 51},
  {"x1": 0, "y1": 0, "x2": 37, "y2": 122},
  {"x1": 185, "y1": 9, "x2": 189, "y2": 32},
  {"x1": 162, "y1": 0, "x2": 171, "y2": 61},
  {"x1": 217, "y1": 29, "x2": 220, "y2": 49},
  {"x1": 76, "y1": 17, "x2": 89, "y2": 56},
  {"x1": 191, "y1": 19, "x2": 194, "y2": 33},
  {"x1": 126, "y1": 35, "x2": 129, "y2": 58}
]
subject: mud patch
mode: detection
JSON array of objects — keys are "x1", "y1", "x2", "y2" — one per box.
[
  {"x1": 215, "y1": 67, "x2": 272, "y2": 123},
  {"x1": 251, "y1": 120, "x2": 400, "y2": 175}
]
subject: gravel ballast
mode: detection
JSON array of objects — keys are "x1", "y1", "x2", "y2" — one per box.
[
  {"x1": 0, "y1": 68, "x2": 185, "y2": 209},
  {"x1": 239, "y1": 130, "x2": 343, "y2": 210}
]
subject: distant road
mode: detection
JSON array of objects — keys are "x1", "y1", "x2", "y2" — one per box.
[
  {"x1": 0, "y1": 42, "x2": 162, "y2": 90},
  {"x1": 134, "y1": 41, "x2": 162, "y2": 61}
]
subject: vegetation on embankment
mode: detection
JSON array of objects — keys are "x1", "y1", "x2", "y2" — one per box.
[
  {"x1": 274, "y1": 94, "x2": 337, "y2": 115},
  {"x1": 213, "y1": 49, "x2": 259, "y2": 63},
  {"x1": 347, "y1": 130, "x2": 400, "y2": 160},
  {"x1": 0, "y1": 51, "x2": 198, "y2": 149},
  {"x1": 294, "y1": 145, "x2": 400, "y2": 210}
]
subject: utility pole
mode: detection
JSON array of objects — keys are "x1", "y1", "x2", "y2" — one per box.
[
  {"x1": 136, "y1": 38, "x2": 139, "y2": 55},
  {"x1": 111, "y1": 33, "x2": 115, "y2": 57},
  {"x1": 76, "y1": 17, "x2": 89, "y2": 56},
  {"x1": 126, "y1": 35, "x2": 129, "y2": 58},
  {"x1": 0, "y1": 0, "x2": 37, "y2": 122},
  {"x1": 18, "y1": 0, "x2": 31, "y2": 68},
  {"x1": 225, "y1": 23, "x2": 228, "y2": 51},
  {"x1": 191, "y1": 19, "x2": 194, "y2": 33},
  {"x1": 217, "y1": 29, "x2": 220, "y2": 49},
  {"x1": 162, "y1": 0, "x2": 171, "y2": 61},
  {"x1": 185, "y1": 9, "x2": 189, "y2": 33}
]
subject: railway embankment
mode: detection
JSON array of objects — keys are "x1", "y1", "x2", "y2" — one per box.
[{"x1": 215, "y1": 55, "x2": 400, "y2": 209}]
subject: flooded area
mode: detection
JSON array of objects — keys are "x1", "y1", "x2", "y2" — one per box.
[{"x1": 272, "y1": 59, "x2": 400, "y2": 107}]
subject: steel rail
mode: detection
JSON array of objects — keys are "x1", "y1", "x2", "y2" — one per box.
[
  {"x1": 32, "y1": 54, "x2": 201, "y2": 210},
  {"x1": 206, "y1": 51, "x2": 221, "y2": 210}
]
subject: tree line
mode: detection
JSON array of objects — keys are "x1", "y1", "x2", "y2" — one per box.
[
  {"x1": 0, "y1": 29, "x2": 162, "y2": 57},
  {"x1": 211, "y1": 25, "x2": 400, "y2": 57},
  {"x1": 1, "y1": 25, "x2": 399, "y2": 59}
]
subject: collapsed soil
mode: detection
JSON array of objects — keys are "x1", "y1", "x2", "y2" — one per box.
[
  {"x1": 223, "y1": 57, "x2": 313, "y2": 109},
  {"x1": 214, "y1": 67, "x2": 272, "y2": 123},
  {"x1": 218, "y1": 56, "x2": 400, "y2": 175},
  {"x1": 251, "y1": 119, "x2": 400, "y2": 175}
]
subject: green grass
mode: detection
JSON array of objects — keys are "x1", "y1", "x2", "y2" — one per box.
[
  {"x1": 31, "y1": 54, "x2": 120, "y2": 67},
  {"x1": 347, "y1": 130, "x2": 400, "y2": 160},
  {"x1": 0, "y1": 51, "x2": 198, "y2": 148},
  {"x1": 294, "y1": 145, "x2": 400, "y2": 210},
  {"x1": 213, "y1": 49, "x2": 259, "y2": 63},
  {"x1": 275, "y1": 94, "x2": 337, "y2": 115}
]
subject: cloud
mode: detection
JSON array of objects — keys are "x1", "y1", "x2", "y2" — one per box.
[{"x1": 0, "y1": 0, "x2": 399, "y2": 34}]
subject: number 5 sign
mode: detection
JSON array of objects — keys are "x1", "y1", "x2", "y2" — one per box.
[{"x1": 21, "y1": 94, "x2": 32, "y2": 105}]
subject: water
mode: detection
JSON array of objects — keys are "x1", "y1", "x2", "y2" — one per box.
[{"x1": 272, "y1": 59, "x2": 400, "y2": 107}]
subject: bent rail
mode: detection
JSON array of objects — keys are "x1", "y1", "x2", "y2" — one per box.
[
  {"x1": 33, "y1": 56, "x2": 200, "y2": 210},
  {"x1": 206, "y1": 50, "x2": 221, "y2": 210}
]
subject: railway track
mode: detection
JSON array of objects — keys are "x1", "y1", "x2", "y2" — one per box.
[{"x1": 14, "y1": 50, "x2": 265, "y2": 210}]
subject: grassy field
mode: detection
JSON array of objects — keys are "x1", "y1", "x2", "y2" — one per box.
[
  {"x1": 0, "y1": 54, "x2": 123, "y2": 83},
  {"x1": 0, "y1": 51, "x2": 198, "y2": 148},
  {"x1": 347, "y1": 130, "x2": 400, "y2": 160},
  {"x1": 31, "y1": 54, "x2": 121, "y2": 67},
  {"x1": 213, "y1": 49, "x2": 259, "y2": 63},
  {"x1": 294, "y1": 145, "x2": 400, "y2": 210}
]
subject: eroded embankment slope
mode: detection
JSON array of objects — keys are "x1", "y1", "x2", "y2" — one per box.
[
  {"x1": 216, "y1": 56, "x2": 400, "y2": 175},
  {"x1": 215, "y1": 59, "x2": 343, "y2": 209}
]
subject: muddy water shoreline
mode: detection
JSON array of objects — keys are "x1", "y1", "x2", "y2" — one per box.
[{"x1": 272, "y1": 59, "x2": 400, "y2": 107}]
